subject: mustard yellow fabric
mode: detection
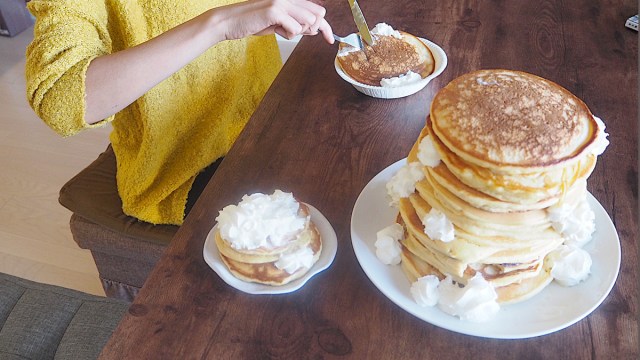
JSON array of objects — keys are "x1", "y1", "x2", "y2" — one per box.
[{"x1": 25, "y1": 0, "x2": 282, "y2": 225}]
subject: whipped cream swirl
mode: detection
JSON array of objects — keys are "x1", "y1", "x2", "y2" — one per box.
[
  {"x1": 337, "y1": 23, "x2": 402, "y2": 57},
  {"x1": 417, "y1": 135, "x2": 441, "y2": 167},
  {"x1": 422, "y1": 208, "x2": 455, "y2": 242},
  {"x1": 216, "y1": 190, "x2": 307, "y2": 251},
  {"x1": 476, "y1": 77, "x2": 499, "y2": 86},
  {"x1": 547, "y1": 245, "x2": 592, "y2": 286},
  {"x1": 590, "y1": 116, "x2": 610, "y2": 156},
  {"x1": 548, "y1": 197, "x2": 595, "y2": 248},
  {"x1": 275, "y1": 246, "x2": 315, "y2": 274},
  {"x1": 337, "y1": 45, "x2": 360, "y2": 57},
  {"x1": 410, "y1": 275, "x2": 440, "y2": 307},
  {"x1": 386, "y1": 162, "x2": 425, "y2": 207},
  {"x1": 375, "y1": 224, "x2": 404, "y2": 265},
  {"x1": 437, "y1": 273, "x2": 500, "y2": 322},
  {"x1": 380, "y1": 71, "x2": 423, "y2": 88},
  {"x1": 371, "y1": 23, "x2": 403, "y2": 39}
]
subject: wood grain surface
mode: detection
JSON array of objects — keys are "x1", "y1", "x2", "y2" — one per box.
[{"x1": 100, "y1": 1, "x2": 638, "y2": 359}]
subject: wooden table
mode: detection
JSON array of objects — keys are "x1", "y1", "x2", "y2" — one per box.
[{"x1": 100, "y1": 1, "x2": 638, "y2": 358}]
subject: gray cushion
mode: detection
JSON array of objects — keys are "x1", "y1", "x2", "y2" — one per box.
[{"x1": 0, "y1": 272, "x2": 128, "y2": 360}]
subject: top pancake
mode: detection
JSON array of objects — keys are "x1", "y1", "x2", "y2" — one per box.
[
  {"x1": 430, "y1": 70, "x2": 598, "y2": 171},
  {"x1": 337, "y1": 31, "x2": 435, "y2": 86}
]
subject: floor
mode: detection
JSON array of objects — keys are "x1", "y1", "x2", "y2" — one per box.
[{"x1": 0, "y1": 28, "x2": 298, "y2": 296}]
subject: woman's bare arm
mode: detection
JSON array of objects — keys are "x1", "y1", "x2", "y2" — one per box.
[{"x1": 84, "y1": 0, "x2": 333, "y2": 124}]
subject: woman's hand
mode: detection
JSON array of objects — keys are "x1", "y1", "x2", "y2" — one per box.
[{"x1": 210, "y1": 0, "x2": 334, "y2": 43}]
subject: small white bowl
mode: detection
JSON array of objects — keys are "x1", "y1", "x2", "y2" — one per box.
[{"x1": 334, "y1": 37, "x2": 448, "y2": 99}]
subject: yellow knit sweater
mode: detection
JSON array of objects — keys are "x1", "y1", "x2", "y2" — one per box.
[{"x1": 25, "y1": 0, "x2": 282, "y2": 225}]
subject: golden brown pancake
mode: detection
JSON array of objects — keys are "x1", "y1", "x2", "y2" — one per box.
[
  {"x1": 425, "y1": 114, "x2": 597, "y2": 204},
  {"x1": 216, "y1": 199, "x2": 323, "y2": 286},
  {"x1": 495, "y1": 262, "x2": 553, "y2": 305},
  {"x1": 400, "y1": 245, "x2": 444, "y2": 284},
  {"x1": 390, "y1": 70, "x2": 605, "y2": 306},
  {"x1": 399, "y1": 199, "x2": 557, "y2": 279},
  {"x1": 219, "y1": 222, "x2": 322, "y2": 286},
  {"x1": 215, "y1": 222, "x2": 314, "y2": 264},
  {"x1": 217, "y1": 202, "x2": 312, "y2": 258},
  {"x1": 399, "y1": 240, "x2": 553, "y2": 304},
  {"x1": 336, "y1": 31, "x2": 434, "y2": 86},
  {"x1": 409, "y1": 120, "x2": 594, "y2": 210},
  {"x1": 429, "y1": 69, "x2": 599, "y2": 171}
]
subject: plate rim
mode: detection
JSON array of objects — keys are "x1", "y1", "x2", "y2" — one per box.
[
  {"x1": 203, "y1": 203, "x2": 338, "y2": 295},
  {"x1": 350, "y1": 158, "x2": 621, "y2": 339}
]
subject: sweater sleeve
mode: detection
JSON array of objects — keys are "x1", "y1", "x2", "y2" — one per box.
[{"x1": 25, "y1": 0, "x2": 113, "y2": 137}]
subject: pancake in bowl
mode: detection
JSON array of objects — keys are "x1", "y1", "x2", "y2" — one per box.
[
  {"x1": 215, "y1": 190, "x2": 322, "y2": 286},
  {"x1": 336, "y1": 23, "x2": 435, "y2": 86}
]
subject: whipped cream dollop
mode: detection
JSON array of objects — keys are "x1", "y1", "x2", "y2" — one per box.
[
  {"x1": 476, "y1": 77, "x2": 499, "y2": 86},
  {"x1": 548, "y1": 197, "x2": 595, "y2": 248},
  {"x1": 417, "y1": 135, "x2": 441, "y2": 167},
  {"x1": 371, "y1": 23, "x2": 403, "y2": 39},
  {"x1": 216, "y1": 190, "x2": 307, "y2": 251},
  {"x1": 386, "y1": 162, "x2": 425, "y2": 207},
  {"x1": 422, "y1": 208, "x2": 455, "y2": 242},
  {"x1": 375, "y1": 223, "x2": 404, "y2": 265},
  {"x1": 437, "y1": 273, "x2": 500, "y2": 322},
  {"x1": 410, "y1": 275, "x2": 440, "y2": 307},
  {"x1": 337, "y1": 44, "x2": 360, "y2": 57},
  {"x1": 380, "y1": 71, "x2": 423, "y2": 88},
  {"x1": 590, "y1": 116, "x2": 610, "y2": 156},
  {"x1": 337, "y1": 23, "x2": 402, "y2": 57},
  {"x1": 275, "y1": 246, "x2": 315, "y2": 274},
  {"x1": 548, "y1": 245, "x2": 592, "y2": 286}
]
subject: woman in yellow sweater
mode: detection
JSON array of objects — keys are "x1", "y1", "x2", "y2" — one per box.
[{"x1": 25, "y1": 0, "x2": 334, "y2": 225}]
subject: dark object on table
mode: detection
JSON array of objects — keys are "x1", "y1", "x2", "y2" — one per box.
[{"x1": 625, "y1": 15, "x2": 638, "y2": 31}]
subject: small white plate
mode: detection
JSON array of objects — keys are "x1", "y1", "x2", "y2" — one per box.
[
  {"x1": 334, "y1": 37, "x2": 448, "y2": 99},
  {"x1": 203, "y1": 204, "x2": 337, "y2": 295},
  {"x1": 351, "y1": 158, "x2": 621, "y2": 339}
]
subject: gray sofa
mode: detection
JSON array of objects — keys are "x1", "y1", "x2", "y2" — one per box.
[{"x1": 0, "y1": 272, "x2": 128, "y2": 359}]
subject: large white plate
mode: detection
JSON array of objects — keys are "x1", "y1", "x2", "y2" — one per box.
[
  {"x1": 350, "y1": 158, "x2": 621, "y2": 339},
  {"x1": 203, "y1": 204, "x2": 337, "y2": 295}
]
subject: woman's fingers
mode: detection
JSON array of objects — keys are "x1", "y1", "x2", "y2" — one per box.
[
  {"x1": 271, "y1": 7, "x2": 305, "y2": 37},
  {"x1": 317, "y1": 20, "x2": 334, "y2": 43},
  {"x1": 281, "y1": 0, "x2": 334, "y2": 43},
  {"x1": 218, "y1": 0, "x2": 333, "y2": 43},
  {"x1": 278, "y1": 0, "x2": 319, "y2": 33},
  {"x1": 290, "y1": 0, "x2": 326, "y2": 18}
]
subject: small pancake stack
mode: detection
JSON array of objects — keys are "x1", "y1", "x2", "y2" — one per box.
[
  {"x1": 215, "y1": 191, "x2": 322, "y2": 286},
  {"x1": 395, "y1": 70, "x2": 606, "y2": 304},
  {"x1": 336, "y1": 26, "x2": 435, "y2": 86}
]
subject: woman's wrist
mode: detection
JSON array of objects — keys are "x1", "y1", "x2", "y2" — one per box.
[{"x1": 200, "y1": 8, "x2": 228, "y2": 45}]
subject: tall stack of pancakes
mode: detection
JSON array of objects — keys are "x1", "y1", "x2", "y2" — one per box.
[
  {"x1": 336, "y1": 28, "x2": 435, "y2": 86},
  {"x1": 397, "y1": 70, "x2": 603, "y2": 304},
  {"x1": 215, "y1": 197, "x2": 322, "y2": 286}
]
